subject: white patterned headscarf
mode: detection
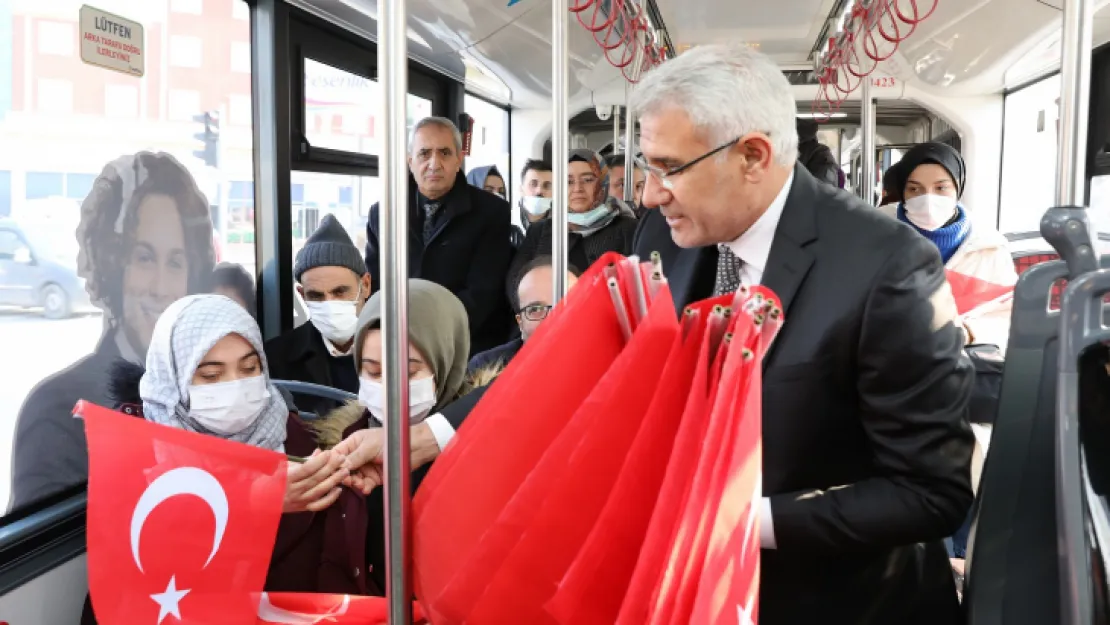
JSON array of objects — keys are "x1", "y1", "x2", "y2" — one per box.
[{"x1": 139, "y1": 294, "x2": 288, "y2": 450}]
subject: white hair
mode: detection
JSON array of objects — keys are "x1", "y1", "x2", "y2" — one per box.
[
  {"x1": 408, "y1": 116, "x2": 463, "y2": 155},
  {"x1": 630, "y1": 44, "x2": 799, "y2": 166}
]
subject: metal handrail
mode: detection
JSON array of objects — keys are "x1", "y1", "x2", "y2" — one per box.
[{"x1": 379, "y1": 0, "x2": 413, "y2": 619}]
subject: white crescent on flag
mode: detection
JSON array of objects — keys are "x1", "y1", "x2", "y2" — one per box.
[
  {"x1": 257, "y1": 593, "x2": 351, "y2": 624},
  {"x1": 130, "y1": 466, "x2": 229, "y2": 573}
]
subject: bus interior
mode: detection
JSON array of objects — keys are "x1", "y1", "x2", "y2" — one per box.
[{"x1": 2, "y1": 0, "x2": 1110, "y2": 622}]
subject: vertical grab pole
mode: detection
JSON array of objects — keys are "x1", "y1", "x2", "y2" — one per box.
[
  {"x1": 378, "y1": 0, "x2": 411, "y2": 619},
  {"x1": 1055, "y1": 0, "x2": 1093, "y2": 207},
  {"x1": 1055, "y1": 2, "x2": 1096, "y2": 624},
  {"x1": 859, "y1": 77, "x2": 875, "y2": 204},
  {"x1": 613, "y1": 105, "x2": 621, "y2": 155},
  {"x1": 624, "y1": 23, "x2": 642, "y2": 204},
  {"x1": 552, "y1": 0, "x2": 569, "y2": 302}
]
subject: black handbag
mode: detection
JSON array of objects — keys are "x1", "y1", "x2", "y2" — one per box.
[{"x1": 966, "y1": 343, "x2": 1004, "y2": 425}]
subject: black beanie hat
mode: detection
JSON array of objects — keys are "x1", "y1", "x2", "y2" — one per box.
[
  {"x1": 896, "y1": 142, "x2": 966, "y2": 199},
  {"x1": 294, "y1": 214, "x2": 367, "y2": 282}
]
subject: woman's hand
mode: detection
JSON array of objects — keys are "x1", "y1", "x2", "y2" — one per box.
[
  {"x1": 282, "y1": 449, "x2": 348, "y2": 513},
  {"x1": 333, "y1": 430, "x2": 385, "y2": 495},
  {"x1": 332, "y1": 423, "x2": 441, "y2": 495}
]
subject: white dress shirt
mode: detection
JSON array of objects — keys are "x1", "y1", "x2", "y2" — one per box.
[
  {"x1": 424, "y1": 414, "x2": 456, "y2": 450},
  {"x1": 723, "y1": 170, "x2": 793, "y2": 549},
  {"x1": 724, "y1": 170, "x2": 794, "y2": 288}
]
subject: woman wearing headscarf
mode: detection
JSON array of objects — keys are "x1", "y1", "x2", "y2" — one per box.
[
  {"x1": 99, "y1": 294, "x2": 374, "y2": 597},
  {"x1": 465, "y1": 165, "x2": 506, "y2": 200},
  {"x1": 466, "y1": 164, "x2": 522, "y2": 249},
  {"x1": 880, "y1": 142, "x2": 1015, "y2": 569},
  {"x1": 319, "y1": 279, "x2": 494, "y2": 594},
  {"x1": 879, "y1": 160, "x2": 904, "y2": 208},
  {"x1": 506, "y1": 148, "x2": 637, "y2": 300},
  {"x1": 880, "y1": 142, "x2": 1017, "y2": 349}
]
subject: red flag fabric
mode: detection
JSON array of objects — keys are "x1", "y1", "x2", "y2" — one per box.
[
  {"x1": 690, "y1": 357, "x2": 762, "y2": 625},
  {"x1": 946, "y1": 269, "x2": 1014, "y2": 316},
  {"x1": 458, "y1": 285, "x2": 679, "y2": 624},
  {"x1": 685, "y1": 289, "x2": 772, "y2": 625},
  {"x1": 80, "y1": 400, "x2": 287, "y2": 625},
  {"x1": 616, "y1": 295, "x2": 733, "y2": 625},
  {"x1": 413, "y1": 252, "x2": 628, "y2": 623},
  {"x1": 411, "y1": 254, "x2": 774, "y2": 625},
  {"x1": 646, "y1": 304, "x2": 748, "y2": 625},
  {"x1": 256, "y1": 593, "x2": 427, "y2": 624},
  {"x1": 545, "y1": 303, "x2": 707, "y2": 625}
]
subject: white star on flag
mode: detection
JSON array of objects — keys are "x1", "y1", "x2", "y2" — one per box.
[
  {"x1": 150, "y1": 575, "x2": 190, "y2": 624},
  {"x1": 737, "y1": 601, "x2": 756, "y2": 625}
]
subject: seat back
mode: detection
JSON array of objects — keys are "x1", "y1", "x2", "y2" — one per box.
[
  {"x1": 965, "y1": 206, "x2": 1102, "y2": 624},
  {"x1": 270, "y1": 379, "x2": 357, "y2": 420},
  {"x1": 1057, "y1": 269, "x2": 1110, "y2": 625},
  {"x1": 964, "y1": 260, "x2": 1068, "y2": 625}
]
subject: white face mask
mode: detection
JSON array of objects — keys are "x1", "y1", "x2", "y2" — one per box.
[
  {"x1": 306, "y1": 287, "x2": 361, "y2": 346},
  {"x1": 188, "y1": 375, "x2": 270, "y2": 435},
  {"x1": 521, "y1": 196, "x2": 552, "y2": 216},
  {"x1": 903, "y1": 194, "x2": 958, "y2": 231},
  {"x1": 358, "y1": 376, "x2": 437, "y2": 426}
]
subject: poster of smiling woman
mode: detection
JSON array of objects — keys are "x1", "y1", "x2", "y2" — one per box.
[{"x1": 8, "y1": 152, "x2": 215, "y2": 512}]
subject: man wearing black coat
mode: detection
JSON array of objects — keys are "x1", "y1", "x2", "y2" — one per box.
[
  {"x1": 265, "y1": 214, "x2": 371, "y2": 417},
  {"x1": 364, "y1": 117, "x2": 513, "y2": 356},
  {"x1": 630, "y1": 44, "x2": 974, "y2": 624},
  {"x1": 797, "y1": 118, "x2": 842, "y2": 188}
]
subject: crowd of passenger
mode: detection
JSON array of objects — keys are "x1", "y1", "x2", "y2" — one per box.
[{"x1": 2, "y1": 42, "x2": 1025, "y2": 625}]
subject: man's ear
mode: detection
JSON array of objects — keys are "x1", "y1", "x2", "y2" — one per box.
[
  {"x1": 361, "y1": 273, "x2": 372, "y2": 299},
  {"x1": 737, "y1": 133, "x2": 775, "y2": 179},
  {"x1": 296, "y1": 284, "x2": 304, "y2": 299}
]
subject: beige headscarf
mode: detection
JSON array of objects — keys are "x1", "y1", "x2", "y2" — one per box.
[{"x1": 354, "y1": 279, "x2": 471, "y2": 412}]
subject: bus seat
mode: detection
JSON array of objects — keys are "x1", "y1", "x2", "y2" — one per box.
[
  {"x1": 1056, "y1": 269, "x2": 1110, "y2": 625},
  {"x1": 963, "y1": 259, "x2": 1069, "y2": 625},
  {"x1": 270, "y1": 379, "x2": 357, "y2": 421}
]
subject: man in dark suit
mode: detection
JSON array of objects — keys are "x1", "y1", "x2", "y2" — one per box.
[
  {"x1": 364, "y1": 117, "x2": 513, "y2": 356},
  {"x1": 630, "y1": 44, "x2": 974, "y2": 624}
]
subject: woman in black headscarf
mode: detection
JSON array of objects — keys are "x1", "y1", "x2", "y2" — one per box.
[{"x1": 880, "y1": 142, "x2": 1017, "y2": 348}]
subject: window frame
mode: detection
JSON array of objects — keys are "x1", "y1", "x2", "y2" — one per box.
[
  {"x1": 463, "y1": 90, "x2": 513, "y2": 200},
  {"x1": 286, "y1": 9, "x2": 451, "y2": 177},
  {"x1": 250, "y1": 0, "x2": 462, "y2": 339}
]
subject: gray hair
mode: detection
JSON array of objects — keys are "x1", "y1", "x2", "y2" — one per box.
[
  {"x1": 630, "y1": 45, "x2": 799, "y2": 166},
  {"x1": 408, "y1": 116, "x2": 463, "y2": 155}
]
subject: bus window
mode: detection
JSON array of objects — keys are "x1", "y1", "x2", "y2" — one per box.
[
  {"x1": 0, "y1": 0, "x2": 256, "y2": 518},
  {"x1": 303, "y1": 58, "x2": 434, "y2": 156},
  {"x1": 289, "y1": 172, "x2": 380, "y2": 265},
  {"x1": 998, "y1": 74, "x2": 1061, "y2": 234},
  {"x1": 463, "y1": 94, "x2": 511, "y2": 200}
]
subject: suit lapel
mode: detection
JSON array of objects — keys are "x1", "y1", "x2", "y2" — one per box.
[
  {"x1": 635, "y1": 209, "x2": 715, "y2": 314},
  {"x1": 668, "y1": 246, "x2": 715, "y2": 314},
  {"x1": 760, "y1": 165, "x2": 819, "y2": 367}
]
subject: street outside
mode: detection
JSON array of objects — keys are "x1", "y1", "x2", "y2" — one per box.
[{"x1": 0, "y1": 309, "x2": 103, "y2": 512}]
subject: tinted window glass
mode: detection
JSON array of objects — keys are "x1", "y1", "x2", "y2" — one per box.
[{"x1": 1, "y1": 0, "x2": 256, "y2": 518}]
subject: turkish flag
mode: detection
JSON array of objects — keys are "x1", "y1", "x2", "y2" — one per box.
[
  {"x1": 256, "y1": 593, "x2": 427, "y2": 624},
  {"x1": 946, "y1": 270, "x2": 1014, "y2": 316},
  {"x1": 79, "y1": 400, "x2": 287, "y2": 625}
]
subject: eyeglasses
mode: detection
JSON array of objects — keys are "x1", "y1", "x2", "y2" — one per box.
[
  {"x1": 634, "y1": 137, "x2": 742, "y2": 191},
  {"x1": 519, "y1": 303, "x2": 552, "y2": 321},
  {"x1": 568, "y1": 175, "x2": 598, "y2": 189}
]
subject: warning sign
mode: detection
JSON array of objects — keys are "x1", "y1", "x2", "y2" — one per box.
[{"x1": 79, "y1": 5, "x2": 144, "y2": 77}]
